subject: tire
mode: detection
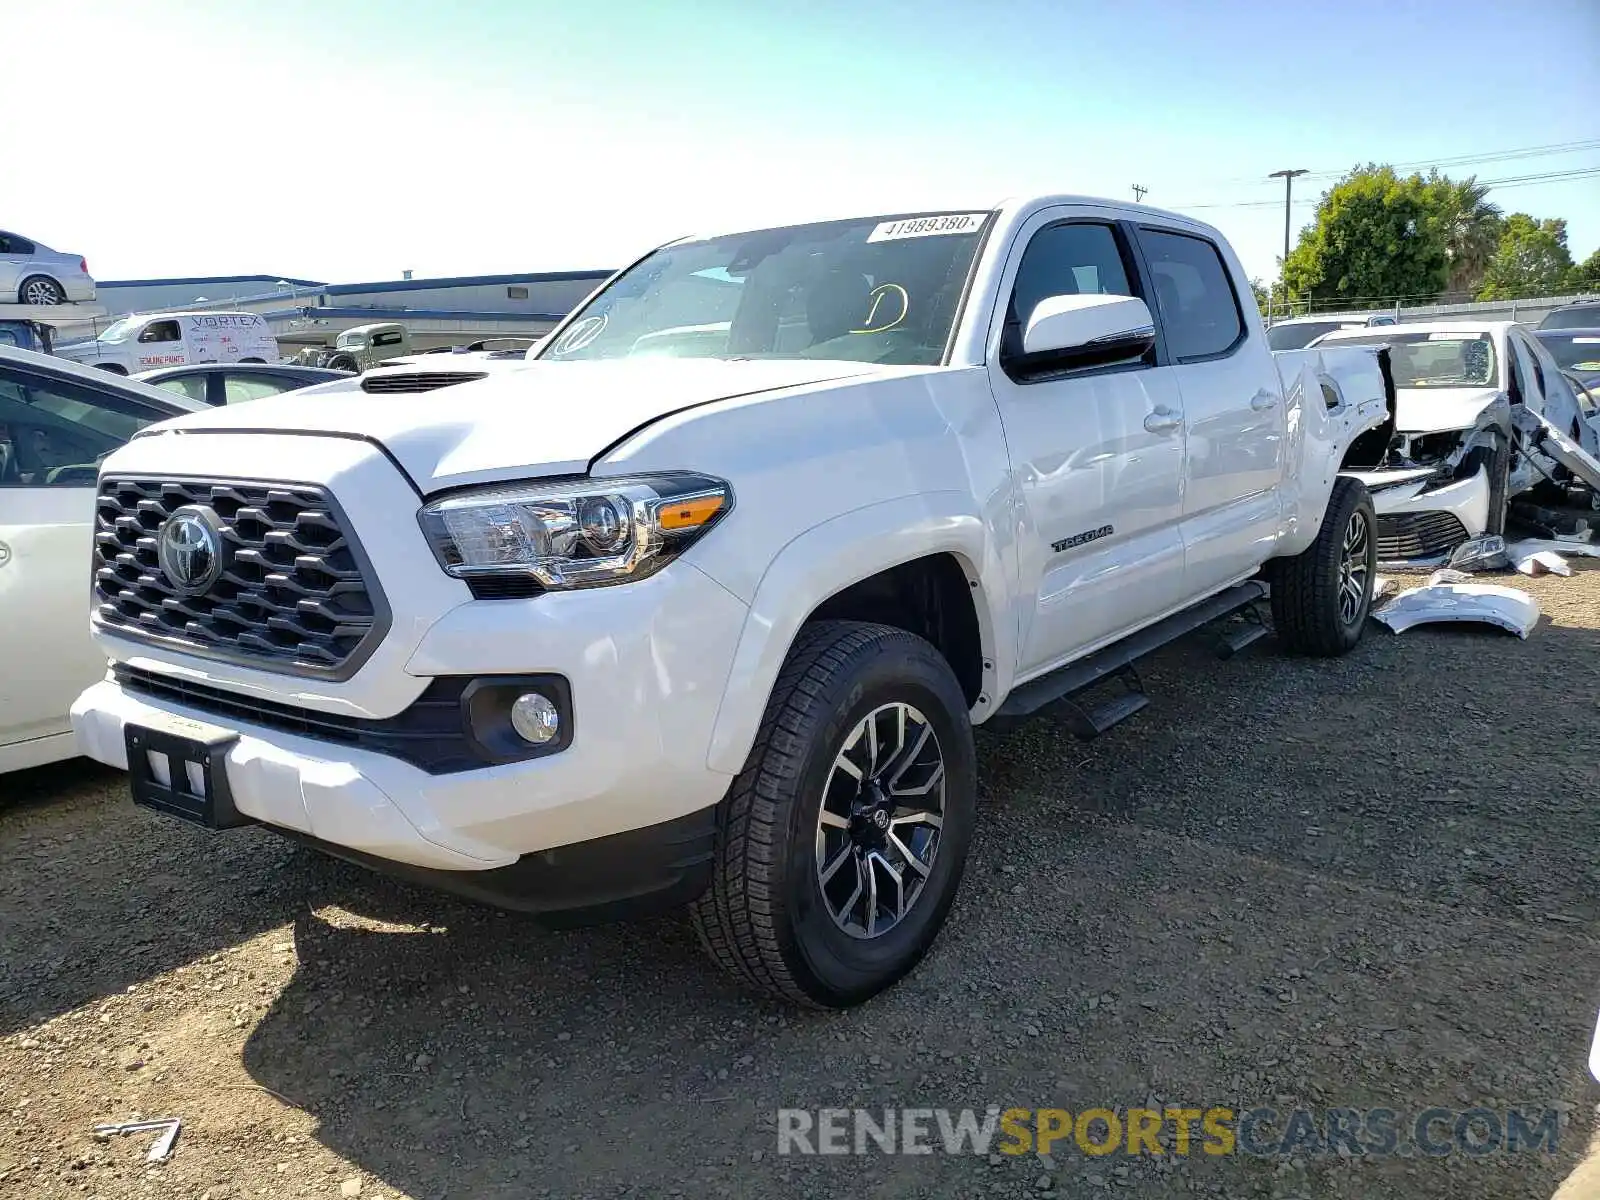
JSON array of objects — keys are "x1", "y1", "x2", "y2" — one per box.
[
  {"x1": 239, "y1": 357, "x2": 265, "y2": 364},
  {"x1": 691, "y1": 621, "x2": 977, "y2": 1008},
  {"x1": 327, "y1": 353, "x2": 358, "y2": 372},
  {"x1": 94, "y1": 363, "x2": 129, "y2": 375},
  {"x1": 18, "y1": 275, "x2": 65, "y2": 305},
  {"x1": 1268, "y1": 477, "x2": 1376, "y2": 656}
]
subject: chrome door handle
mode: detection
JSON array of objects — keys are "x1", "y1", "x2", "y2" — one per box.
[
  {"x1": 1144, "y1": 408, "x2": 1182, "y2": 434},
  {"x1": 1250, "y1": 390, "x2": 1279, "y2": 411}
]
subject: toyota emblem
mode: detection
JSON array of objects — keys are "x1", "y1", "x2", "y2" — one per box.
[{"x1": 157, "y1": 506, "x2": 225, "y2": 595}]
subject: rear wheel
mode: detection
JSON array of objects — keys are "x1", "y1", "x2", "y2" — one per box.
[
  {"x1": 19, "y1": 276, "x2": 64, "y2": 305},
  {"x1": 691, "y1": 621, "x2": 977, "y2": 1008},
  {"x1": 1268, "y1": 477, "x2": 1376, "y2": 656}
]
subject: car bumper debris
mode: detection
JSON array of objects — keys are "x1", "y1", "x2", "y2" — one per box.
[{"x1": 1370, "y1": 573, "x2": 1541, "y2": 639}]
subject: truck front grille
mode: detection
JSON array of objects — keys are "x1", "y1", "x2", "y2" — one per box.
[
  {"x1": 360, "y1": 371, "x2": 486, "y2": 394},
  {"x1": 93, "y1": 477, "x2": 387, "y2": 678},
  {"x1": 1374, "y1": 511, "x2": 1469, "y2": 562}
]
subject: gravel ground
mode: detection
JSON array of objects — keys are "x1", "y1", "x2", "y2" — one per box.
[{"x1": 3, "y1": 565, "x2": 1598, "y2": 1200}]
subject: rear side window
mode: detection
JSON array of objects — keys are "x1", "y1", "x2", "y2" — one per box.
[
  {"x1": 223, "y1": 375, "x2": 297, "y2": 404},
  {"x1": 154, "y1": 375, "x2": 210, "y2": 404},
  {"x1": 1140, "y1": 229, "x2": 1244, "y2": 360},
  {"x1": 0, "y1": 233, "x2": 36, "y2": 255}
]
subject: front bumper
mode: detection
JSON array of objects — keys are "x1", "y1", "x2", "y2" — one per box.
[
  {"x1": 1358, "y1": 464, "x2": 1491, "y2": 566},
  {"x1": 73, "y1": 560, "x2": 748, "y2": 921},
  {"x1": 71, "y1": 665, "x2": 727, "y2": 920},
  {"x1": 73, "y1": 430, "x2": 751, "y2": 919}
]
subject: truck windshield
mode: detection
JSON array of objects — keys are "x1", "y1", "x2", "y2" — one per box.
[
  {"x1": 535, "y1": 212, "x2": 993, "y2": 366},
  {"x1": 97, "y1": 318, "x2": 139, "y2": 343},
  {"x1": 1536, "y1": 333, "x2": 1600, "y2": 374},
  {"x1": 1323, "y1": 332, "x2": 1498, "y2": 388}
]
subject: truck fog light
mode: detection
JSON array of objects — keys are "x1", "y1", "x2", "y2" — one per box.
[{"x1": 509, "y1": 692, "x2": 561, "y2": 744}]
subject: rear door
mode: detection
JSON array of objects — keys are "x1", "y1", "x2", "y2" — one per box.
[
  {"x1": 0, "y1": 367, "x2": 186, "y2": 756},
  {"x1": 1134, "y1": 223, "x2": 1285, "y2": 595},
  {"x1": 0, "y1": 232, "x2": 22, "y2": 299},
  {"x1": 983, "y1": 209, "x2": 1189, "y2": 677}
]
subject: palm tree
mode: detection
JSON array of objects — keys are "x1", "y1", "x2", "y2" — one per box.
[{"x1": 1425, "y1": 174, "x2": 1503, "y2": 299}]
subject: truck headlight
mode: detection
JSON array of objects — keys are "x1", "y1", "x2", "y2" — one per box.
[{"x1": 418, "y1": 473, "x2": 732, "y2": 591}]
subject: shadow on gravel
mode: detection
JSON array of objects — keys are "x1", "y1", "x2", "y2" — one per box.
[
  {"x1": 241, "y1": 865, "x2": 785, "y2": 1200},
  {"x1": 0, "y1": 773, "x2": 340, "y2": 1036}
]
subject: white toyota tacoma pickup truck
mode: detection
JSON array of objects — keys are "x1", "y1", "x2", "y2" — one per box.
[{"x1": 72, "y1": 196, "x2": 1393, "y2": 1007}]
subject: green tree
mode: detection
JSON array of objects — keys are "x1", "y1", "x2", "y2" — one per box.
[
  {"x1": 1477, "y1": 213, "x2": 1575, "y2": 299},
  {"x1": 1283, "y1": 165, "x2": 1449, "y2": 308},
  {"x1": 1418, "y1": 172, "x2": 1503, "y2": 298},
  {"x1": 1567, "y1": 247, "x2": 1600, "y2": 294}
]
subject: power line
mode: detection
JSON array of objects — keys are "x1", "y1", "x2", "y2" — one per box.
[
  {"x1": 1174, "y1": 164, "x2": 1600, "y2": 209},
  {"x1": 1199, "y1": 138, "x2": 1600, "y2": 188}
]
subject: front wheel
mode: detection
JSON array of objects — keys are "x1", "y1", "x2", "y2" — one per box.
[
  {"x1": 691, "y1": 621, "x2": 977, "y2": 1008},
  {"x1": 1268, "y1": 477, "x2": 1376, "y2": 656}
]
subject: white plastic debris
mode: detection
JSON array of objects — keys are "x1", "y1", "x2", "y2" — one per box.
[
  {"x1": 1507, "y1": 537, "x2": 1600, "y2": 561},
  {"x1": 1591, "y1": 1007, "x2": 1600, "y2": 1083},
  {"x1": 1513, "y1": 549, "x2": 1572, "y2": 576},
  {"x1": 1371, "y1": 582, "x2": 1540, "y2": 639}
]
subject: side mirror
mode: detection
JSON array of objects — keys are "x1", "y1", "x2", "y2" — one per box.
[{"x1": 1015, "y1": 294, "x2": 1156, "y2": 374}]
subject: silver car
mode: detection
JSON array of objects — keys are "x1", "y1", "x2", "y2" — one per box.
[{"x1": 0, "y1": 229, "x2": 96, "y2": 305}]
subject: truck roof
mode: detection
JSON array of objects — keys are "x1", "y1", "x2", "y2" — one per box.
[{"x1": 675, "y1": 194, "x2": 1221, "y2": 246}]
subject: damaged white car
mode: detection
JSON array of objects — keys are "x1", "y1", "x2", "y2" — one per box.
[{"x1": 1316, "y1": 322, "x2": 1600, "y2": 566}]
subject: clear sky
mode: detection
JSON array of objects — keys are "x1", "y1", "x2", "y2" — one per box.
[{"x1": 11, "y1": 0, "x2": 1599, "y2": 289}]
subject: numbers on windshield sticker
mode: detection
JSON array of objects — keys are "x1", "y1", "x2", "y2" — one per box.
[
  {"x1": 867, "y1": 214, "x2": 987, "y2": 243},
  {"x1": 550, "y1": 315, "x2": 607, "y2": 355}
]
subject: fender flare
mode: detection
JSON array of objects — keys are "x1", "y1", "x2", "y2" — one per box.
[{"x1": 703, "y1": 491, "x2": 1012, "y2": 775}]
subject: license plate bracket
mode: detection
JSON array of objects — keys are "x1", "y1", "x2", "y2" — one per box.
[{"x1": 125, "y1": 723, "x2": 252, "y2": 829}]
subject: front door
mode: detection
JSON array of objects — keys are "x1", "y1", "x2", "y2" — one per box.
[
  {"x1": 983, "y1": 212, "x2": 1188, "y2": 679},
  {"x1": 0, "y1": 366, "x2": 181, "y2": 755}
]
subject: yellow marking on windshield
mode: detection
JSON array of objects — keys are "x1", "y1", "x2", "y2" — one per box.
[{"x1": 854, "y1": 283, "x2": 909, "y2": 334}]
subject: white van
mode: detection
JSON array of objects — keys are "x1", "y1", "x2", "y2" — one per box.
[{"x1": 55, "y1": 311, "x2": 278, "y2": 375}]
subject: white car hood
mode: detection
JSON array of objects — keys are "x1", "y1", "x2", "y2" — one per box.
[
  {"x1": 1395, "y1": 386, "x2": 1502, "y2": 434},
  {"x1": 140, "y1": 358, "x2": 879, "y2": 491}
]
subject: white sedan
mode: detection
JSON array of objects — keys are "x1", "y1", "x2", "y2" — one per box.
[
  {"x1": 1316, "y1": 321, "x2": 1599, "y2": 565},
  {"x1": 0, "y1": 347, "x2": 202, "y2": 772}
]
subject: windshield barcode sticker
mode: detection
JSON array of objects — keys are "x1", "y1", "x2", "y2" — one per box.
[{"x1": 867, "y1": 214, "x2": 987, "y2": 242}]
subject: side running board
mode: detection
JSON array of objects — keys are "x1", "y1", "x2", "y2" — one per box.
[{"x1": 988, "y1": 580, "x2": 1269, "y2": 737}]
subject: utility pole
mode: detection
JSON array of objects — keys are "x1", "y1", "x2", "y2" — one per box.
[
  {"x1": 1131, "y1": 184, "x2": 1148, "y2": 203},
  {"x1": 1267, "y1": 168, "x2": 1308, "y2": 272}
]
